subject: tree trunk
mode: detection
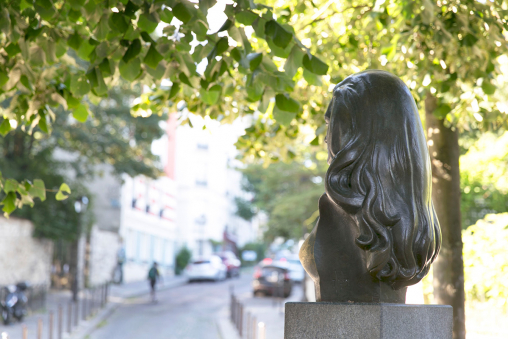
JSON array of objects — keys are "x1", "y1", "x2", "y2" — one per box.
[{"x1": 425, "y1": 94, "x2": 466, "y2": 339}]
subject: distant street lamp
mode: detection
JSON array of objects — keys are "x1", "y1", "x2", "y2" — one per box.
[{"x1": 71, "y1": 196, "x2": 88, "y2": 302}]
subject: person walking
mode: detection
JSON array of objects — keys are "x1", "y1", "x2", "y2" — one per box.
[{"x1": 148, "y1": 262, "x2": 161, "y2": 302}]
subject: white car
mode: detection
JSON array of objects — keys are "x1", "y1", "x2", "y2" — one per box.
[
  {"x1": 288, "y1": 258, "x2": 304, "y2": 282},
  {"x1": 185, "y1": 255, "x2": 227, "y2": 282}
]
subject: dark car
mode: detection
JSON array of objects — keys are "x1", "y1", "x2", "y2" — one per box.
[
  {"x1": 252, "y1": 263, "x2": 292, "y2": 298},
  {"x1": 216, "y1": 251, "x2": 241, "y2": 278}
]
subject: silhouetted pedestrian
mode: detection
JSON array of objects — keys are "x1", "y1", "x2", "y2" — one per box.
[{"x1": 148, "y1": 262, "x2": 160, "y2": 302}]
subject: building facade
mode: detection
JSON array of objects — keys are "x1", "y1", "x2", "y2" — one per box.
[
  {"x1": 174, "y1": 114, "x2": 259, "y2": 259},
  {"x1": 87, "y1": 113, "x2": 258, "y2": 283}
]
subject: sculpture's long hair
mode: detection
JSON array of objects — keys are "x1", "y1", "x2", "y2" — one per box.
[{"x1": 324, "y1": 70, "x2": 441, "y2": 289}]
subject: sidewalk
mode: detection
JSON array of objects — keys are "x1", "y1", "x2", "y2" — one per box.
[
  {"x1": 217, "y1": 283, "x2": 304, "y2": 339},
  {"x1": 109, "y1": 275, "x2": 187, "y2": 299},
  {"x1": 0, "y1": 275, "x2": 186, "y2": 339}
]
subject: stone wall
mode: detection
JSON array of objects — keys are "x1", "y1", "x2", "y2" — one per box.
[
  {"x1": 89, "y1": 227, "x2": 121, "y2": 285},
  {"x1": 0, "y1": 217, "x2": 53, "y2": 286}
]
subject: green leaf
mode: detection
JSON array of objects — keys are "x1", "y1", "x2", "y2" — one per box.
[
  {"x1": 200, "y1": 84, "x2": 221, "y2": 105},
  {"x1": 119, "y1": 57, "x2": 142, "y2": 81},
  {"x1": 179, "y1": 72, "x2": 193, "y2": 87},
  {"x1": 236, "y1": 11, "x2": 258, "y2": 25},
  {"x1": 20, "y1": 0, "x2": 31, "y2": 11},
  {"x1": 434, "y1": 104, "x2": 451, "y2": 119},
  {"x1": 59, "y1": 183, "x2": 71, "y2": 194},
  {"x1": 246, "y1": 53, "x2": 263, "y2": 71},
  {"x1": 72, "y1": 104, "x2": 89, "y2": 122},
  {"x1": 0, "y1": 8, "x2": 11, "y2": 34},
  {"x1": 77, "y1": 39, "x2": 95, "y2": 61},
  {"x1": 482, "y1": 81, "x2": 496, "y2": 95},
  {"x1": 173, "y1": 3, "x2": 192, "y2": 23},
  {"x1": 5, "y1": 43, "x2": 21, "y2": 57},
  {"x1": 302, "y1": 53, "x2": 329, "y2": 75},
  {"x1": 230, "y1": 47, "x2": 241, "y2": 61},
  {"x1": 4, "y1": 179, "x2": 18, "y2": 193},
  {"x1": 91, "y1": 68, "x2": 108, "y2": 96},
  {"x1": 55, "y1": 183, "x2": 71, "y2": 200},
  {"x1": 159, "y1": 8, "x2": 174, "y2": 23},
  {"x1": 94, "y1": 15, "x2": 109, "y2": 41},
  {"x1": 2, "y1": 192, "x2": 16, "y2": 214},
  {"x1": 34, "y1": 0, "x2": 55, "y2": 20},
  {"x1": 207, "y1": 37, "x2": 229, "y2": 61},
  {"x1": 29, "y1": 179, "x2": 46, "y2": 202},
  {"x1": 219, "y1": 19, "x2": 233, "y2": 32},
  {"x1": 38, "y1": 112, "x2": 49, "y2": 133},
  {"x1": 67, "y1": 32, "x2": 83, "y2": 50},
  {"x1": 70, "y1": 74, "x2": 91, "y2": 97},
  {"x1": 109, "y1": 12, "x2": 129, "y2": 33},
  {"x1": 284, "y1": 45, "x2": 304, "y2": 78},
  {"x1": 310, "y1": 136, "x2": 320, "y2": 146},
  {"x1": 144, "y1": 44, "x2": 163, "y2": 69},
  {"x1": 265, "y1": 20, "x2": 292, "y2": 49},
  {"x1": 169, "y1": 82, "x2": 181, "y2": 99},
  {"x1": 275, "y1": 94, "x2": 300, "y2": 113},
  {"x1": 69, "y1": 0, "x2": 86, "y2": 11},
  {"x1": 462, "y1": 34, "x2": 478, "y2": 47},
  {"x1": 0, "y1": 119, "x2": 11, "y2": 136},
  {"x1": 273, "y1": 106, "x2": 296, "y2": 126},
  {"x1": 124, "y1": 0, "x2": 140, "y2": 17},
  {"x1": 138, "y1": 12, "x2": 158, "y2": 33},
  {"x1": 303, "y1": 69, "x2": 322, "y2": 86},
  {"x1": 99, "y1": 58, "x2": 113, "y2": 77},
  {"x1": 123, "y1": 39, "x2": 142, "y2": 63},
  {"x1": 0, "y1": 71, "x2": 8, "y2": 88}
]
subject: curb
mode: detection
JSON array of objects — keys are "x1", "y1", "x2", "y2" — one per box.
[
  {"x1": 69, "y1": 303, "x2": 120, "y2": 339},
  {"x1": 111, "y1": 278, "x2": 187, "y2": 299}
]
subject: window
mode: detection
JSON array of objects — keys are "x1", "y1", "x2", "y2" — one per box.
[{"x1": 195, "y1": 214, "x2": 207, "y2": 225}]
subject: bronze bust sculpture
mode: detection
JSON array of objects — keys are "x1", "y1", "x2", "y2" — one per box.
[{"x1": 299, "y1": 70, "x2": 441, "y2": 303}]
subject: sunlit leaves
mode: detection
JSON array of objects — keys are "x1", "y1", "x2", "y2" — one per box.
[
  {"x1": 29, "y1": 180, "x2": 46, "y2": 202},
  {"x1": 236, "y1": 11, "x2": 258, "y2": 25},
  {"x1": 159, "y1": 8, "x2": 174, "y2": 24},
  {"x1": 0, "y1": 120, "x2": 11, "y2": 136},
  {"x1": 119, "y1": 58, "x2": 142, "y2": 81},
  {"x1": 55, "y1": 183, "x2": 71, "y2": 201},
  {"x1": 173, "y1": 2, "x2": 192, "y2": 23},
  {"x1": 200, "y1": 84, "x2": 222, "y2": 105},
  {"x1": 302, "y1": 54, "x2": 329, "y2": 75},
  {"x1": 285, "y1": 46, "x2": 304, "y2": 78},
  {"x1": 123, "y1": 39, "x2": 142, "y2": 63},
  {"x1": 265, "y1": 20, "x2": 292, "y2": 49},
  {"x1": 137, "y1": 12, "x2": 158, "y2": 33},
  {"x1": 72, "y1": 104, "x2": 89, "y2": 122},
  {"x1": 144, "y1": 45, "x2": 163, "y2": 69}
]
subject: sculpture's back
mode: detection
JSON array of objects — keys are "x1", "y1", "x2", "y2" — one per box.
[{"x1": 299, "y1": 70, "x2": 441, "y2": 303}]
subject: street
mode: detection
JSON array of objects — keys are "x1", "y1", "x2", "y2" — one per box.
[{"x1": 89, "y1": 273, "x2": 302, "y2": 339}]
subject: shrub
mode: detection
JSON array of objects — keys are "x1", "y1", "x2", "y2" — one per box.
[
  {"x1": 175, "y1": 247, "x2": 192, "y2": 275},
  {"x1": 463, "y1": 213, "x2": 508, "y2": 309}
]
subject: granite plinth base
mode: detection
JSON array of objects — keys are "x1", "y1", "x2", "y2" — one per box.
[{"x1": 284, "y1": 302, "x2": 452, "y2": 339}]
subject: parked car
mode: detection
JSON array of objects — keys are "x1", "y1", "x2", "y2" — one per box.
[
  {"x1": 252, "y1": 263, "x2": 292, "y2": 298},
  {"x1": 185, "y1": 255, "x2": 227, "y2": 282},
  {"x1": 283, "y1": 256, "x2": 305, "y2": 283},
  {"x1": 216, "y1": 251, "x2": 241, "y2": 278}
]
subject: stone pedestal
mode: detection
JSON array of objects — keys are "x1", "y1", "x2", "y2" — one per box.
[{"x1": 284, "y1": 302, "x2": 452, "y2": 339}]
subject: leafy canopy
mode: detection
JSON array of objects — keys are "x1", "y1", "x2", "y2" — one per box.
[
  {"x1": 0, "y1": 0, "x2": 330, "y2": 214},
  {"x1": 2, "y1": 0, "x2": 508, "y2": 214}
]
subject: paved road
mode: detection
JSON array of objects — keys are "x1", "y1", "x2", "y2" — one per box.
[{"x1": 88, "y1": 275, "x2": 252, "y2": 339}]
